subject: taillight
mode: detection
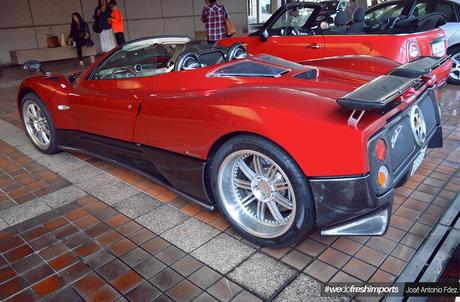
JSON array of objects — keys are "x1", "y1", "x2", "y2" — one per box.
[
  {"x1": 375, "y1": 139, "x2": 387, "y2": 162},
  {"x1": 407, "y1": 40, "x2": 420, "y2": 61},
  {"x1": 377, "y1": 165, "x2": 390, "y2": 189}
]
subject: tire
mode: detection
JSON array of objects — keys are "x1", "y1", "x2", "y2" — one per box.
[
  {"x1": 447, "y1": 45, "x2": 460, "y2": 85},
  {"x1": 209, "y1": 134, "x2": 315, "y2": 247},
  {"x1": 20, "y1": 93, "x2": 59, "y2": 154}
]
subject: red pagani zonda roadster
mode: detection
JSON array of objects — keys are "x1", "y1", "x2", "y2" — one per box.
[{"x1": 18, "y1": 36, "x2": 448, "y2": 246}]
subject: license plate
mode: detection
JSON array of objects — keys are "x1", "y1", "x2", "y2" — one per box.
[
  {"x1": 431, "y1": 41, "x2": 445, "y2": 57},
  {"x1": 410, "y1": 147, "x2": 427, "y2": 176}
]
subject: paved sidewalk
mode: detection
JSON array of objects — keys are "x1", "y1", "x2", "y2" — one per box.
[{"x1": 0, "y1": 61, "x2": 459, "y2": 301}]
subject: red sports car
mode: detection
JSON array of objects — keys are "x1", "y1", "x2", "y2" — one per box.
[
  {"x1": 18, "y1": 36, "x2": 448, "y2": 246},
  {"x1": 218, "y1": 2, "x2": 451, "y2": 86}
]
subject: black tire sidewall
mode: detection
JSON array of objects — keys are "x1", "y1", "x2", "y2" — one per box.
[
  {"x1": 21, "y1": 93, "x2": 59, "y2": 154},
  {"x1": 447, "y1": 45, "x2": 460, "y2": 85},
  {"x1": 209, "y1": 134, "x2": 315, "y2": 247}
]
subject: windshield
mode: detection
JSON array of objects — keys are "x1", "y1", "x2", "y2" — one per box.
[
  {"x1": 364, "y1": 2, "x2": 406, "y2": 26},
  {"x1": 272, "y1": 7, "x2": 315, "y2": 30}
]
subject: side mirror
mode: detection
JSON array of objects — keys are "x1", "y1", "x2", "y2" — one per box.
[
  {"x1": 259, "y1": 29, "x2": 269, "y2": 42},
  {"x1": 23, "y1": 60, "x2": 45, "y2": 74}
]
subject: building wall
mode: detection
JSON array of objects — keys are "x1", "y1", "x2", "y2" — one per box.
[{"x1": 0, "y1": 0, "x2": 248, "y2": 65}]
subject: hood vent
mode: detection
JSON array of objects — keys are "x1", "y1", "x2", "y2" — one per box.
[{"x1": 294, "y1": 69, "x2": 318, "y2": 80}]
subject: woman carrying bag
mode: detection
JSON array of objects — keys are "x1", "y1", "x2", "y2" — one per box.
[{"x1": 70, "y1": 13, "x2": 94, "y2": 66}]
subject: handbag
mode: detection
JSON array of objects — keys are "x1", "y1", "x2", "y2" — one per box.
[
  {"x1": 46, "y1": 27, "x2": 60, "y2": 48},
  {"x1": 225, "y1": 17, "x2": 236, "y2": 36},
  {"x1": 92, "y1": 20, "x2": 103, "y2": 34}
]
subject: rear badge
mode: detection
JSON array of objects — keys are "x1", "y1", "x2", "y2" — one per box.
[
  {"x1": 391, "y1": 124, "x2": 402, "y2": 149},
  {"x1": 410, "y1": 105, "x2": 427, "y2": 146}
]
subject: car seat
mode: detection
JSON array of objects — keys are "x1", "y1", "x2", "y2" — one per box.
[
  {"x1": 347, "y1": 8, "x2": 365, "y2": 34},
  {"x1": 417, "y1": 13, "x2": 447, "y2": 31},
  {"x1": 324, "y1": 10, "x2": 347, "y2": 34}
]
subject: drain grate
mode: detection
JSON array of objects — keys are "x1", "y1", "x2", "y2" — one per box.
[{"x1": 386, "y1": 193, "x2": 460, "y2": 302}]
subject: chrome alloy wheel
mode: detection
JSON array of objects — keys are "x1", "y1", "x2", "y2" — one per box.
[
  {"x1": 22, "y1": 100, "x2": 51, "y2": 150},
  {"x1": 217, "y1": 150, "x2": 296, "y2": 238},
  {"x1": 451, "y1": 52, "x2": 460, "y2": 81}
]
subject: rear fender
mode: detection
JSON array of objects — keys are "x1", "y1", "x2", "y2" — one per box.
[{"x1": 303, "y1": 56, "x2": 400, "y2": 75}]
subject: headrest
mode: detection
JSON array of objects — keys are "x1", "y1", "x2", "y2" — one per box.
[
  {"x1": 353, "y1": 8, "x2": 365, "y2": 23},
  {"x1": 335, "y1": 11, "x2": 347, "y2": 26}
]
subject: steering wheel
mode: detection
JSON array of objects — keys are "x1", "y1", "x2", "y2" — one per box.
[
  {"x1": 282, "y1": 26, "x2": 301, "y2": 36},
  {"x1": 111, "y1": 66, "x2": 136, "y2": 79}
]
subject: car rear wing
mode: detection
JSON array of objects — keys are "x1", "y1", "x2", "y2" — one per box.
[{"x1": 337, "y1": 56, "x2": 449, "y2": 127}]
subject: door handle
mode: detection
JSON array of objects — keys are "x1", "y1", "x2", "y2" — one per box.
[{"x1": 307, "y1": 44, "x2": 322, "y2": 49}]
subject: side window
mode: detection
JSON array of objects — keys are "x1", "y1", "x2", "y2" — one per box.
[
  {"x1": 271, "y1": 7, "x2": 314, "y2": 30},
  {"x1": 414, "y1": 1, "x2": 456, "y2": 22},
  {"x1": 92, "y1": 44, "x2": 175, "y2": 80},
  {"x1": 364, "y1": 3, "x2": 405, "y2": 26}
]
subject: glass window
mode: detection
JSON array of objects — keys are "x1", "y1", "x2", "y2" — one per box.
[
  {"x1": 413, "y1": 1, "x2": 456, "y2": 22},
  {"x1": 272, "y1": 7, "x2": 314, "y2": 29},
  {"x1": 93, "y1": 43, "x2": 175, "y2": 80},
  {"x1": 212, "y1": 61, "x2": 290, "y2": 78},
  {"x1": 364, "y1": 2, "x2": 406, "y2": 26}
]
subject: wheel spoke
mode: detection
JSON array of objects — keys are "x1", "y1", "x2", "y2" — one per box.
[
  {"x1": 273, "y1": 194, "x2": 293, "y2": 210},
  {"x1": 238, "y1": 158, "x2": 256, "y2": 180},
  {"x1": 266, "y1": 164, "x2": 277, "y2": 180},
  {"x1": 253, "y1": 155, "x2": 264, "y2": 176},
  {"x1": 234, "y1": 178, "x2": 252, "y2": 190},
  {"x1": 30, "y1": 105, "x2": 38, "y2": 118},
  {"x1": 27, "y1": 110, "x2": 34, "y2": 121},
  {"x1": 267, "y1": 200, "x2": 285, "y2": 223},
  {"x1": 241, "y1": 193, "x2": 257, "y2": 207},
  {"x1": 273, "y1": 182, "x2": 290, "y2": 192},
  {"x1": 256, "y1": 200, "x2": 265, "y2": 221},
  {"x1": 40, "y1": 131, "x2": 49, "y2": 143}
]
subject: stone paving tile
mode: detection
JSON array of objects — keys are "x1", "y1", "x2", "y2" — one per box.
[
  {"x1": 40, "y1": 185, "x2": 88, "y2": 209},
  {"x1": 136, "y1": 205, "x2": 189, "y2": 234},
  {"x1": 274, "y1": 274, "x2": 349, "y2": 302},
  {"x1": 228, "y1": 252, "x2": 297, "y2": 300},
  {"x1": 192, "y1": 233, "x2": 255, "y2": 274},
  {"x1": 92, "y1": 181, "x2": 141, "y2": 205},
  {"x1": 57, "y1": 163, "x2": 105, "y2": 184},
  {"x1": 162, "y1": 218, "x2": 220, "y2": 253},
  {"x1": 76, "y1": 172, "x2": 119, "y2": 195},
  {"x1": 113, "y1": 192, "x2": 162, "y2": 219},
  {"x1": 0, "y1": 198, "x2": 52, "y2": 226},
  {"x1": 0, "y1": 217, "x2": 8, "y2": 231},
  {"x1": 207, "y1": 277, "x2": 242, "y2": 302}
]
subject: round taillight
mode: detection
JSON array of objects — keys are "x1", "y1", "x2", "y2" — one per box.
[
  {"x1": 377, "y1": 165, "x2": 390, "y2": 189},
  {"x1": 376, "y1": 139, "x2": 387, "y2": 162}
]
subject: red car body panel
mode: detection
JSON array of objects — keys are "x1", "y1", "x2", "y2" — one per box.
[
  {"x1": 17, "y1": 53, "x2": 445, "y2": 178},
  {"x1": 218, "y1": 28, "x2": 447, "y2": 63}
]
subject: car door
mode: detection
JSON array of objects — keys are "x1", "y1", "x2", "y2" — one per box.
[
  {"x1": 250, "y1": 2, "x2": 326, "y2": 62},
  {"x1": 69, "y1": 45, "x2": 159, "y2": 142}
]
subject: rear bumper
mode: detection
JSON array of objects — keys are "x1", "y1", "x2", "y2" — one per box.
[
  {"x1": 431, "y1": 57, "x2": 453, "y2": 88},
  {"x1": 311, "y1": 124, "x2": 443, "y2": 236},
  {"x1": 310, "y1": 174, "x2": 393, "y2": 235}
]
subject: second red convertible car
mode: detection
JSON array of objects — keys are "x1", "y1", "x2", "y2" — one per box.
[
  {"x1": 18, "y1": 36, "x2": 449, "y2": 246},
  {"x1": 218, "y1": 2, "x2": 451, "y2": 86}
]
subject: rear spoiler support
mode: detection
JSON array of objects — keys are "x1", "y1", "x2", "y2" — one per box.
[{"x1": 348, "y1": 110, "x2": 366, "y2": 128}]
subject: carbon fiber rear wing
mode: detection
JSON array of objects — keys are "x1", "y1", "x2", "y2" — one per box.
[{"x1": 337, "y1": 56, "x2": 448, "y2": 127}]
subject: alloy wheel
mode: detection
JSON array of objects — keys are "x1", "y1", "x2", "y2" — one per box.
[
  {"x1": 450, "y1": 52, "x2": 460, "y2": 81},
  {"x1": 22, "y1": 100, "x2": 51, "y2": 150},
  {"x1": 217, "y1": 150, "x2": 296, "y2": 239}
]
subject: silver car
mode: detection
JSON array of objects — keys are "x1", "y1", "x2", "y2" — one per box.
[{"x1": 365, "y1": 0, "x2": 460, "y2": 84}]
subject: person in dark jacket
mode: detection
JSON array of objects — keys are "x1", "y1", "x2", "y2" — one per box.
[
  {"x1": 93, "y1": 0, "x2": 115, "y2": 52},
  {"x1": 70, "y1": 12, "x2": 93, "y2": 66}
]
